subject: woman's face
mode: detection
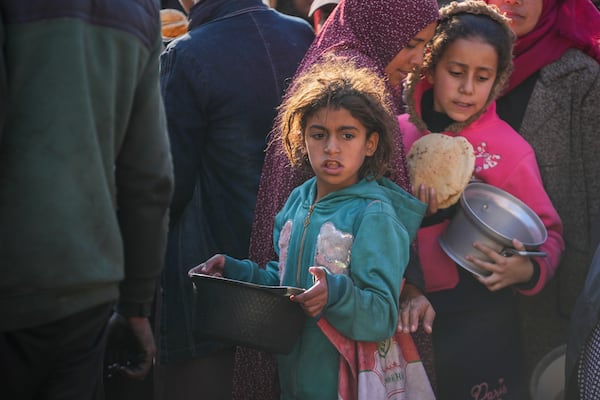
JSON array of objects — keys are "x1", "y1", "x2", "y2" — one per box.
[
  {"x1": 487, "y1": 0, "x2": 544, "y2": 38},
  {"x1": 384, "y1": 22, "x2": 437, "y2": 88}
]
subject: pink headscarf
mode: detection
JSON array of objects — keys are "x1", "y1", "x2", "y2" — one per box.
[
  {"x1": 249, "y1": 0, "x2": 439, "y2": 268},
  {"x1": 490, "y1": 0, "x2": 600, "y2": 94}
]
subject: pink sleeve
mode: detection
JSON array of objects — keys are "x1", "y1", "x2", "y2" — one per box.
[{"x1": 499, "y1": 155, "x2": 564, "y2": 295}]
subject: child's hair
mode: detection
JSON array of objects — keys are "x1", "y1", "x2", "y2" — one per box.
[
  {"x1": 424, "y1": 0, "x2": 515, "y2": 107},
  {"x1": 277, "y1": 54, "x2": 397, "y2": 180}
]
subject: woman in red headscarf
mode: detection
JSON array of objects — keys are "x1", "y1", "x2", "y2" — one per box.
[
  {"x1": 484, "y1": 0, "x2": 600, "y2": 397},
  {"x1": 233, "y1": 0, "x2": 439, "y2": 399}
]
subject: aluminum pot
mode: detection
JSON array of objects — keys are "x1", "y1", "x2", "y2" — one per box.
[{"x1": 439, "y1": 182, "x2": 547, "y2": 277}]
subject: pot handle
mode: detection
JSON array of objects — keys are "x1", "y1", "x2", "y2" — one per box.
[{"x1": 500, "y1": 248, "x2": 547, "y2": 258}]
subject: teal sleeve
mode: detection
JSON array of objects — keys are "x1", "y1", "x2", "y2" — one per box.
[
  {"x1": 323, "y1": 205, "x2": 409, "y2": 341},
  {"x1": 223, "y1": 256, "x2": 281, "y2": 286},
  {"x1": 223, "y1": 208, "x2": 285, "y2": 286}
]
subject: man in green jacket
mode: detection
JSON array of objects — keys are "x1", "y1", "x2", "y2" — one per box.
[{"x1": 0, "y1": 1, "x2": 174, "y2": 399}]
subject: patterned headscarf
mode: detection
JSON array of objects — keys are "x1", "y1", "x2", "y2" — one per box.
[
  {"x1": 249, "y1": 0, "x2": 440, "y2": 268},
  {"x1": 487, "y1": 0, "x2": 600, "y2": 94},
  {"x1": 298, "y1": 0, "x2": 440, "y2": 111}
]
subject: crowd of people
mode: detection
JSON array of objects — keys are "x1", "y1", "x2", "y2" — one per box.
[{"x1": 1, "y1": 0, "x2": 600, "y2": 399}]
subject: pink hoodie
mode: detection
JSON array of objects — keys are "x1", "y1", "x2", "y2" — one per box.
[{"x1": 398, "y1": 79, "x2": 564, "y2": 295}]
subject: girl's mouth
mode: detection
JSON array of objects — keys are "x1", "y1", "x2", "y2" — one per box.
[
  {"x1": 453, "y1": 100, "x2": 472, "y2": 109},
  {"x1": 322, "y1": 160, "x2": 342, "y2": 173}
]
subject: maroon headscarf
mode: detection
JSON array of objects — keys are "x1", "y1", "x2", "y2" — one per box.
[
  {"x1": 489, "y1": 0, "x2": 600, "y2": 94},
  {"x1": 298, "y1": 0, "x2": 440, "y2": 107}
]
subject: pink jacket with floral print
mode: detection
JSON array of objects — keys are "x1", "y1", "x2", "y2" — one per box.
[{"x1": 398, "y1": 79, "x2": 564, "y2": 295}]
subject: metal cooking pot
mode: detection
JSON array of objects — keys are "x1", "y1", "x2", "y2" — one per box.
[
  {"x1": 439, "y1": 182, "x2": 547, "y2": 277},
  {"x1": 189, "y1": 273, "x2": 306, "y2": 354}
]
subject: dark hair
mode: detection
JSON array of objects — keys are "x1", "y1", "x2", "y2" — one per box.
[
  {"x1": 425, "y1": 0, "x2": 515, "y2": 101},
  {"x1": 278, "y1": 54, "x2": 397, "y2": 180}
]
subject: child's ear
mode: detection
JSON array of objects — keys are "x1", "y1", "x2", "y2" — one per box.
[{"x1": 366, "y1": 132, "x2": 379, "y2": 156}]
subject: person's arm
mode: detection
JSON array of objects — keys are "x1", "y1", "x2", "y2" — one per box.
[
  {"x1": 116, "y1": 34, "x2": 173, "y2": 317},
  {"x1": 477, "y1": 153, "x2": 564, "y2": 294},
  {"x1": 398, "y1": 184, "x2": 441, "y2": 334},
  {"x1": 188, "y1": 253, "x2": 282, "y2": 287},
  {"x1": 112, "y1": 34, "x2": 174, "y2": 378},
  {"x1": 159, "y1": 45, "x2": 208, "y2": 226},
  {"x1": 579, "y1": 61, "x2": 600, "y2": 255},
  {"x1": 398, "y1": 281, "x2": 435, "y2": 334}
]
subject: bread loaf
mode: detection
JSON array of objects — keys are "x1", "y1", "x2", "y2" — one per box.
[
  {"x1": 407, "y1": 133, "x2": 475, "y2": 208},
  {"x1": 160, "y1": 9, "x2": 188, "y2": 42}
]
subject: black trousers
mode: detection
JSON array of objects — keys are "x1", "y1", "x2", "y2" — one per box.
[
  {"x1": 0, "y1": 302, "x2": 113, "y2": 400},
  {"x1": 432, "y1": 302, "x2": 526, "y2": 400}
]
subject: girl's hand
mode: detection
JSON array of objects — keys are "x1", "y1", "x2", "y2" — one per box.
[
  {"x1": 467, "y1": 239, "x2": 534, "y2": 291},
  {"x1": 414, "y1": 184, "x2": 438, "y2": 216},
  {"x1": 188, "y1": 254, "x2": 226, "y2": 277},
  {"x1": 398, "y1": 283, "x2": 435, "y2": 334},
  {"x1": 291, "y1": 266, "x2": 328, "y2": 318}
]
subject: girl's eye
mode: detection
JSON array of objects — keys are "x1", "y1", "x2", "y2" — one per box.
[
  {"x1": 342, "y1": 132, "x2": 355, "y2": 140},
  {"x1": 477, "y1": 75, "x2": 491, "y2": 82},
  {"x1": 449, "y1": 70, "x2": 462, "y2": 77},
  {"x1": 310, "y1": 132, "x2": 325, "y2": 140}
]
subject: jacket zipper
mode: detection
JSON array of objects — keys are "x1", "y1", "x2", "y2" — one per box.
[
  {"x1": 291, "y1": 202, "x2": 316, "y2": 397},
  {"x1": 295, "y1": 202, "x2": 315, "y2": 288}
]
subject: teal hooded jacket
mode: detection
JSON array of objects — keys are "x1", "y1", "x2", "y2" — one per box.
[{"x1": 224, "y1": 176, "x2": 426, "y2": 399}]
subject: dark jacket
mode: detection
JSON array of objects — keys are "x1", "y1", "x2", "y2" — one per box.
[
  {"x1": 565, "y1": 214, "x2": 600, "y2": 399},
  {"x1": 158, "y1": 0, "x2": 314, "y2": 363},
  {"x1": 0, "y1": 0, "x2": 173, "y2": 330}
]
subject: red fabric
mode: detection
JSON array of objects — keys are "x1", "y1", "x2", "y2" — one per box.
[
  {"x1": 415, "y1": 222, "x2": 459, "y2": 292},
  {"x1": 312, "y1": 8, "x2": 322, "y2": 32},
  {"x1": 488, "y1": 0, "x2": 600, "y2": 94},
  {"x1": 317, "y1": 318, "x2": 435, "y2": 400}
]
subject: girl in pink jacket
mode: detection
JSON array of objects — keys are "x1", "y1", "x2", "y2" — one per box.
[{"x1": 397, "y1": 2, "x2": 564, "y2": 399}]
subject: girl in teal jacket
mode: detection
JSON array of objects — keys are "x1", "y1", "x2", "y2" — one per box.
[{"x1": 191, "y1": 56, "x2": 426, "y2": 399}]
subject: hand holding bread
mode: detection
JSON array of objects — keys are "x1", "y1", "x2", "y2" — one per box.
[{"x1": 407, "y1": 133, "x2": 475, "y2": 209}]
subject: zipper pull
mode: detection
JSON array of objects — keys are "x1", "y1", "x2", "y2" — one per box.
[{"x1": 304, "y1": 204, "x2": 315, "y2": 228}]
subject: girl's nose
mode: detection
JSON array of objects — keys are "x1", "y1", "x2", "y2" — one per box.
[
  {"x1": 324, "y1": 137, "x2": 340, "y2": 153},
  {"x1": 459, "y1": 78, "x2": 474, "y2": 95}
]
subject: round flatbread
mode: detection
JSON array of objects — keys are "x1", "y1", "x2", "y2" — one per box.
[
  {"x1": 160, "y1": 9, "x2": 188, "y2": 42},
  {"x1": 407, "y1": 133, "x2": 475, "y2": 209}
]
